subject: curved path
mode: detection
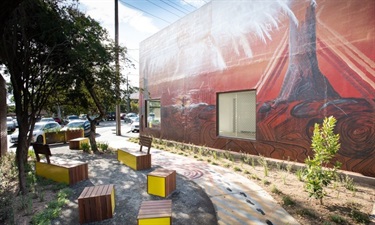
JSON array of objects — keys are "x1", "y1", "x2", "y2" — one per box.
[{"x1": 100, "y1": 132, "x2": 300, "y2": 225}]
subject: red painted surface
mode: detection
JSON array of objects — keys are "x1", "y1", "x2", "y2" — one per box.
[{"x1": 140, "y1": 0, "x2": 375, "y2": 176}]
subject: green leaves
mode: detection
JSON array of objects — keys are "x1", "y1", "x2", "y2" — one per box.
[{"x1": 305, "y1": 116, "x2": 341, "y2": 204}]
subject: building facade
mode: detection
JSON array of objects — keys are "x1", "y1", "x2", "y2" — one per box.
[{"x1": 139, "y1": 0, "x2": 375, "y2": 177}]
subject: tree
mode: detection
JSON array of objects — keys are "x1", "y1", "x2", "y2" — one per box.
[
  {"x1": 0, "y1": 0, "x2": 74, "y2": 194},
  {"x1": 304, "y1": 116, "x2": 341, "y2": 204},
  {"x1": 57, "y1": 9, "x2": 131, "y2": 153}
]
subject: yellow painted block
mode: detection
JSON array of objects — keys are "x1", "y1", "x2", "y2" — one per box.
[
  {"x1": 35, "y1": 162, "x2": 69, "y2": 184},
  {"x1": 148, "y1": 175, "x2": 166, "y2": 197},
  {"x1": 138, "y1": 217, "x2": 170, "y2": 225},
  {"x1": 111, "y1": 187, "x2": 116, "y2": 214},
  {"x1": 117, "y1": 150, "x2": 137, "y2": 170}
]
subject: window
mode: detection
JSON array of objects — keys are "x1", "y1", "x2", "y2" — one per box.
[
  {"x1": 218, "y1": 90, "x2": 256, "y2": 139},
  {"x1": 146, "y1": 100, "x2": 161, "y2": 128}
]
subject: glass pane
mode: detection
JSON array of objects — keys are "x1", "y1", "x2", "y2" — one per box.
[
  {"x1": 146, "y1": 100, "x2": 161, "y2": 129},
  {"x1": 218, "y1": 91, "x2": 256, "y2": 140}
]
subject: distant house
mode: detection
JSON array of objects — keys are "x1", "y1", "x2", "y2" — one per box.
[{"x1": 139, "y1": 0, "x2": 375, "y2": 177}]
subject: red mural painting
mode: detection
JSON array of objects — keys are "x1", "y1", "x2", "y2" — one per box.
[{"x1": 140, "y1": 0, "x2": 375, "y2": 177}]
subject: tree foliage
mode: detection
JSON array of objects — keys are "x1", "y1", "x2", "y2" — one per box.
[
  {"x1": 0, "y1": 0, "x2": 75, "y2": 194},
  {"x1": 0, "y1": 0, "x2": 130, "y2": 193},
  {"x1": 304, "y1": 116, "x2": 341, "y2": 204}
]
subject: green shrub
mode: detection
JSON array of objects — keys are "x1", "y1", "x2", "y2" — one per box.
[
  {"x1": 81, "y1": 143, "x2": 91, "y2": 153},
  {"x1": 350, "y1": 209, "x2": 370, "y2": 224},
  {"x1": 304, "y1": 116, "x2": 341, "y2": 204}
]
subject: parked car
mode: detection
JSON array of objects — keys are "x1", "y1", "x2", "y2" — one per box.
[
  {"x1": 6, "y1": 116, "x2": 16, "y2": 133},
  {"x1": 124, "y1": 113, "x2": 138, "y2": 123},
  {"x1": 65, "y1": 115, "x2": 80, "y2": 124},
  {"x1": 106, "y1": 112, "x2": 115, "y2": 121},
  {"x1": 40, "y1": 117, "x2": 55, "y2": 122},
  {"x1": 10, "y1": 121, "x2": 61, "y2": 144},
  {"x1": 61, "y1": 120, "x2": 91, "y2": 137},
  {"x1": 130, "y1": 117, "x2": 139, "y2": 132}
]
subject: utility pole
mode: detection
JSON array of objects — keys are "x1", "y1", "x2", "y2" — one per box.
[
  {"x1": 126, "y1": 73, "x2": 130, "y2": 113},
  {"x1": 115, "y1": 0, "x2": 121, "y2": 135}
]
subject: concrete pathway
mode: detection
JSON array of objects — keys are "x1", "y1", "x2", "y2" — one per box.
[{"x1": 98, "y1": 130, "x2": 300, "y2": 225}]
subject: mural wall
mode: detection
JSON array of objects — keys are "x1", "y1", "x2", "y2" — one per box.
[{"x1": 139, "y1": 0, "x2": 375, "y2": 177}]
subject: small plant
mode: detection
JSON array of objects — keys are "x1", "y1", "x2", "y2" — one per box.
[
  {"x1": 233, "y1": 166, "x2": 242, "y2": 172},
  {"x1": 350, "y1": 209, "x2": 370, "y2": 224},
  {"x1": 212, "y1": 151, "x2": 218, "y2": 160},
  {"x1": 329, "y1": 214, "x2": 346, "y2": 223},
  {"x1": 81, "y1": 142, "x2": 91, "y2": 153},
  {"x1": 286, "y1": 163, "x2": 293, "y2": 173},
  {"x1": 297, "y1": 208, "x2": 316, "y2": 218},
  {"x1": 262, "y1": 179, "x2": 270, "y2": 185},
  {"x1": 343, "y1": 175, "x2": 356, "y2": 192},
  {"x1": 258, "y1": 156, "x2": 269, "y2": 177},
  {"x1": 31, "y1": 188, "x2": 72, "y2": 225},
  {"x1": 98, "y1": 142, "x2": 109, "y2": 151},
  {"x1": 39, "y1": 190, "x2": 45, "y2": 202},
  {"x1": 296, "y1": 169, "x2": 304, "y2": 181},
  {"x1": 271, "y1": 185, "x2": 282, "y2": 195},
  {"x1": 276, "y1": 162, "x2": 282, "y2": 171},
  {"x1": 282, "y1": 195, "x2": 295, "y2": 206},
  {"x1": 251, "y1": 157, "x2": 255, "y2": 169},
  {"x1": 304, "y1": 116, "x2": 341, "y2": 204},
  {"x1": 282, "y1": 174, "x2": 287, "y2": 185}
]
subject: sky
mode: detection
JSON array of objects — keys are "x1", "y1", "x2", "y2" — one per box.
[{"x1": 78, "y1": 0, "x2": 209, "y2": 87}]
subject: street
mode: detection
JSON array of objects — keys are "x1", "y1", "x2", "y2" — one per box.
[{"x1": 6, "y1": 120, "x2": 139, "y2": 152}]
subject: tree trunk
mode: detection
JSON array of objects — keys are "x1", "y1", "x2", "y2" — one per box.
[
  {"x1": 89, "y1": 120, "x2": 99, "y2": 153},
  {"x1": 15, "y1": 122, "x2": 30, "y2": 195},
  {"x1": 277, "y1": 3, "x2": 340, "y2": 102}
]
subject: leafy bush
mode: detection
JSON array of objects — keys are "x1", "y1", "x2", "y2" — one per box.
[{"x1": 304, "y1": 116, "x2": 341, "y2": 204}]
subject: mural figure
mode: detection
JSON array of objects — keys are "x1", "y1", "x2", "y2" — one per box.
[{"x1": 140, "y1": 0, "x2": 375, "y2": 176}]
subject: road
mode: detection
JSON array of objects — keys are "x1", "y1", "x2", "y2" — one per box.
[{"x1": 6, "y1": 120, "x2": 139, "y2": 152}]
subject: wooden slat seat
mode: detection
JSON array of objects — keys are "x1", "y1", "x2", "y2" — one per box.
[
  {"x1": 137, "y1": 200, "x2": 172, "y2": 225},
  {"x1": 69, "y1": 137, "x2": 89, "y2": 150},
  {"x1": 78, "y1": 184, "x2": 115, "y2": 224},
  {"x1": 33, "y1": 143, "x2": 88, "y2": 185},
  {"x1": 147, "y1": 168, "x2": 176, "y2": 197},
  {"x1": 117, "y1": 135, "x2": 153, "y2": 170}
]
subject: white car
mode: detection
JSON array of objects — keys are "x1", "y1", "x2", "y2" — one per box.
[
  {"x1": 6, "y1": 116, "x2": 16, "y2": 133},
  {"x1": 10, "y1": 121, "x2": 61, "y2": 144},
  {"x1": 130, "y1": 117, "x2": 139, "y2": 133}
]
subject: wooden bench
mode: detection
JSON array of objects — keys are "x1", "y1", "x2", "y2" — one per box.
[
  {"x1": 147, "y1": 168, "x2": 176, "y2": 197},
  {"x1": 33, "y1": 143, "x2": 88, "y2": 185},
  {"x1": 69, "y1": 137, "x2": 89, "y2": 150},
  {"x1": 117, "y1": 136, "x2": 153, "y2": 170},
  {"x1": 137, "y1": 200, "x2": 172, "y2": 225},
  {"x1": 78, "y1": 184, "x2": 115, "y2": 224}
]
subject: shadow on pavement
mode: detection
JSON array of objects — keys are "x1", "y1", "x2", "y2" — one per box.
[{"x1": 50, "y1": 150, "x2": 218, "y2": 225}]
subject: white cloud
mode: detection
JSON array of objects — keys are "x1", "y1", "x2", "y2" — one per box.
[
  {"x1": 78, "y1": 0, "x2": 164, "y2": 87},
  {"x1": 79, "y1": 0, "x2": 159, "y2": 43}
]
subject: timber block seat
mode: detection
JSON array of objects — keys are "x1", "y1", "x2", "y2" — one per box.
[
  {"x1": 147, "y1": 168, "x2": 176, "y2": 197},
  {"x1": 117, "y1": 150, "x2": 151, "y2": 170},
  {"x1": 137, "y1": 200, "x2": 172, "y2": 225},
  {"x1": 69, "y1": 137, "x2": 89, "y2": 150},
  {"x1": 33, "y1": 143, "x2": 88, "y2": 185},
  {"x1": 117, "y1": 136, "x2": 153, "y2": 171},
  {"x1": 78, "y1": 184, "x2": 115, "y2": 224}
]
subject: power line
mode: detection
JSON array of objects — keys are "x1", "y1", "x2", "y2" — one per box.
[
  {"x1": 119, "y1": 0, "x2": 172, "y2": 24},
  {"x1": 181, "y1": 0, "x2": 198, "y2": 10},
  {"x1": 146, "y1": 0, "x2": 183, "y2": 18},
  {"x1": 161, "y1": 0, "x2": 190, "y2": 15}
]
